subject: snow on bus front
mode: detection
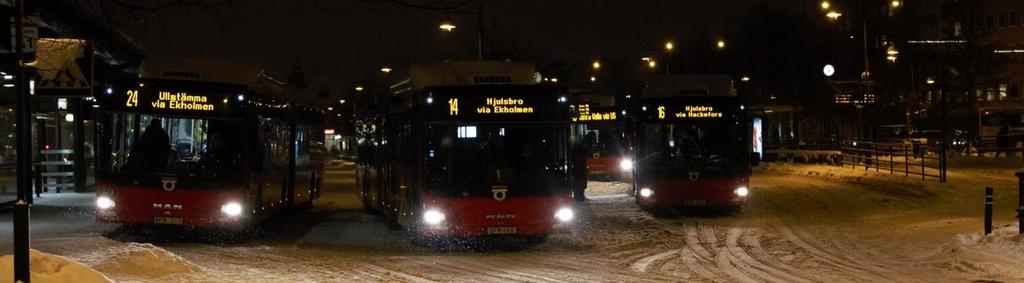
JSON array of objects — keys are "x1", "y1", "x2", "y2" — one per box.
[
  {"x1": 634, "y1": 97, "x2": 751, "y2": 209},
  {"x1": 95, "y1": 115, "x2": 248, "y2": 228}
]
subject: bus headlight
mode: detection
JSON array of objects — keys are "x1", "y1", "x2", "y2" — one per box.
[
  {"x1": 423, "y1": 209, "x2": 446, "y2": 225},
  {"x1": 639, "y1": 188, "x2": 654, "y2": 198},
  {"x1": 734, "y1": 187, "x2": 749, "y2": 197},
  {"x1": 554, "y1": 207, "x2": 574, "y2": 222},
  {"x1": 220, "y1": 202, "x2": 243, "y2": 217},
  {"x1": 96, "y1": 196, "x2": 115, "y2": 210},
  {"x1": 619, "y1": 158, "x2": 634, "y2": 171}
]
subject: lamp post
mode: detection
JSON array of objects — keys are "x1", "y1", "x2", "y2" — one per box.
[
  {"x1": 438, "y1": 3, "x2": 484, "y2": 60},
  {"x1": 13, "y1": 0, "x2": 31, "y2": 281}
]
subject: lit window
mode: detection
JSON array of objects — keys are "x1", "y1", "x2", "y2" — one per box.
[
  {"x1": 457, "y1": 126, "x2": 477, "y2": 139},
  {"x1": 499, "y1": 128, "x2": 506, "y2": 136}
]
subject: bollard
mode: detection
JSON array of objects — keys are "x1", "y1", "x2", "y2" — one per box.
[{"x1": 985, "y1": 187, "x2": 993, "y2": 235}]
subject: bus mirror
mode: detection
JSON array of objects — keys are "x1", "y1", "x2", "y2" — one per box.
[{"x1": 750, "y1": 152, "x2": 761, "y2": 167}]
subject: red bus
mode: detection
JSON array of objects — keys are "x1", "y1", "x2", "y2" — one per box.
[
  {"x1": 94, "y1": 79, "x2": 324, "y2": 229},
  {"x1": 357, "y1": 61, "x2": 574, "y2": 241},
  {"x1": 632, "y1": 75, "x2": 755, "y2": 212},
  {"x1": 570, "y1": 94, "x2": 632, "y2": 180}
]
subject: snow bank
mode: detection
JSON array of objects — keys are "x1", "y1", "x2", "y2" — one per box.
[
  {"x1": 0, "y1": 249, "x2": 111, "y2": 283},
  {"x1": 90, "y1": 243, "x2": 199, "y2": 280},
  {"x1": 954, "y1": 224, "x2": 1024, "y2": 257}
]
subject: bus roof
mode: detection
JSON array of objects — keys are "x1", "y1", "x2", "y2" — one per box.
[
  {"x1": 391, "y1": 61, "x2": 538, "y2": 94},
  {"x1": 643, "y1": 75, "x2": 736, "y2": 98}
]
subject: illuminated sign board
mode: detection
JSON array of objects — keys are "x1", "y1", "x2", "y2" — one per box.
[
  {"x1": 124, "y1": 90, "x2": 219, "y2": 112},
  {"x1": 98, "y1": 83, "x2": 241, "y2": 117},
  {"x1": 640, "y1": 97, "x2": 741, "y2": 122},
  {"x1": 324, "y1": 128, "x2": 336, "y2": 135},
  {"x1": 571, "y1": 104, "x2": 618, "y2": 122},
  {"x1": 447, "y1": 97, "x2": 536, "y2": 116}
]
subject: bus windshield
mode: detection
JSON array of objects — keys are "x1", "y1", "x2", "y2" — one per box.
[
  {"x1": 102, "y1": 113, "x2": 244, "y2": 182},
  {"x1": 640, "y1": 122, "x2": 745, "y2": 175},
  {"x1": 424, "y1": 123, "x2": 568, "y2": 197}
]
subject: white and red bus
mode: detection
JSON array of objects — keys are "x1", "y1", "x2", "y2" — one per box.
[
  {"x1": 357, "y1": 61, "x2": 574, "y2": 241},
  {"x1": 94, "y1": 79, "x2": 324, "y2": 229},
  {"x1": 632, "y1": 75, "x2": 755, "y2": 212}
]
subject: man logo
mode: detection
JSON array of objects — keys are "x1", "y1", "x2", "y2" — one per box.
[
  {"x1": 161, "y1": 177, "x2": 178, "y2": 192},
  {"x1": 688, "y1": 172, "x2": 700, "y2": 181},
  {"x1": 491, "y1": 187, "x2": 508, "y2": 201},
  {"x1": 153, "y1": 203, "x2": 183, "y2": 210}
]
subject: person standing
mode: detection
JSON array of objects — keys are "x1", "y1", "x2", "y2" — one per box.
[{"x1": 138, "y1": 119, "x2": 170, "y2": 173}]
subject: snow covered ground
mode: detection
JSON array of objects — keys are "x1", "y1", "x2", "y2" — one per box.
[{"x1": 1, "y1": 160, "x2": 1022, "y2": 282}]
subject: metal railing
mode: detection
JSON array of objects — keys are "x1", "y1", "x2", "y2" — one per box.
[{"x1": 837, "y1": 140, "x2": 942, "y2": 181}]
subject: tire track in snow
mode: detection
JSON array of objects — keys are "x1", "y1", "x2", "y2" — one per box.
[
  {"x1": 359, "y1": 262, "x2": 440, "y2": 283},
  {"x1": 772, "y1": 222, "x2": 890, "y2": 281},
  {"x1": 683, "y1": 222, "x2": 730, "y2": 282},
  {"x1": 699, "y1": 224, "x2": 759, "y2": 283},
  {"x1": 722, "y1": 226, "x2": 814, "y2": 283},
  {"x1": 740, "y1": 229, "x2": 820, "y2": 282},
  {"x1": 630, "y1": 249, "x2": 680, "y2": 273}
]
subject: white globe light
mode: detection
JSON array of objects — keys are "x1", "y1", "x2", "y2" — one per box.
[{"x1": 823, "y1": 64, "x2": 836, "y2": 77}]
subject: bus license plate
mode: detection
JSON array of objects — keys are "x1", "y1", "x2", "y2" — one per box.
[
  {"x1": 486, "y1": 227, "x2": 517, "y2": 235},
  {"x1": 683, "y1": 200, "x2": 707, "y2": 206},
  {"x1": 153, "y1": 217, "x2": 183, "y2": 225}
]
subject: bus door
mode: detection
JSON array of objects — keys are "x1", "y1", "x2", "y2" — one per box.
[{"x1": 257, "y1": 117, "x2": 290, "y2": 212}]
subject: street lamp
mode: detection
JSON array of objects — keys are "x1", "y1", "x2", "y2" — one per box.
[
  {"x1": 821, "y1": 1, "x2": 831, "y2": 10},
  {"x1": 438, "y1": 3, "x2": 484, "y2": 60},
  {"x1": 664, "y1": 41, "x2": 674, "y2": 52},
  {"x1": 592, "y1": 60, "x2": 601, "y2": 70},
  {"x1": 438, "y1": 21, "x2": 456, "y2": 32},
  {"x1": 886, "y1": 45, "x2": 899, "y2": 63},
  {"x1": 590, "y1": 76, "x2": 597, "y2": 82},
  {"x1": 355, "y1": 86, "x2": 364, "y2": 92},
  {"x1": 647, "y1": 60, "x2": 657, "y2": 69},
  {"x1": 890, "y1": 1, "x2": 901, "y2": 8},
  {"x1": 741, "y1": 76, "x2": 751, "y2": 82},
  {"x1": 826, "y1": 11, "x2": 843, "y2": 20},
  {"x1": 716, "y1": 40, "x2": 726, "y2": 50},
  {"x1": 380, "y1": 67, "x2": 393, "y2": 73}
]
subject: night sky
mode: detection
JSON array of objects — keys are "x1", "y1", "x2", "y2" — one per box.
[{"x1": 130, "y1": 0, "x2": 787, "y2": 91}]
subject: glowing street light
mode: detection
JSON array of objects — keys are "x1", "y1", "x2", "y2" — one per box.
[
  {"x1": 380, "y1": 67, "x2": 392, "y2": 73},
  {"x1": 716, "y1": 40, "x2": 726, "y2": 49},
  {"x1": 926, "y1": 77, "x2": 936, "y2": 85},
  {"x1": 821, "y1": 1, "x2": 830, "y2": 10},
  {"x1": 592, "y1": 60, "x2": 601, "y2": 70},
  {"x1": 890, "y1": 1, "x2": 901, "y2": 8},
  {"x1": 439, "y1": 21, "x2": 456, "y2": 32},
  {"x1": 826, "y1": 11, "x2": 843, "y2": 20},
  {"x1": 741, "y1": 76, "x2": 751, "y2": 82},
  {"x1": 886, "y1": 45, "x2": 899, "y2": 62},
  {"x1": 664, "y1": 41, "x2": 674, "y2": 52},
  {"x1": 355, "y1": 86, "x2": 364, "y2": 92},
  {"x1": 590, "y1": 76, "x2": 597, "y2": 82},
  {"x1": 647, "y1": 60, "x2": 657, "y2": 69}
]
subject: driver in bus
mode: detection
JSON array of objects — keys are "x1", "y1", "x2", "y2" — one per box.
[{"x1": 671, "y1": 126, "x2": 701, "y2": 160}]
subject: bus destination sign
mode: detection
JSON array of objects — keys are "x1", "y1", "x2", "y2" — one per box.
[
  {"x1": 571, "y1": 104, "x2": 617, "y2": 122},
  {"x1": 107, "y1": 87, "x2": 235, "y2": 115}
]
